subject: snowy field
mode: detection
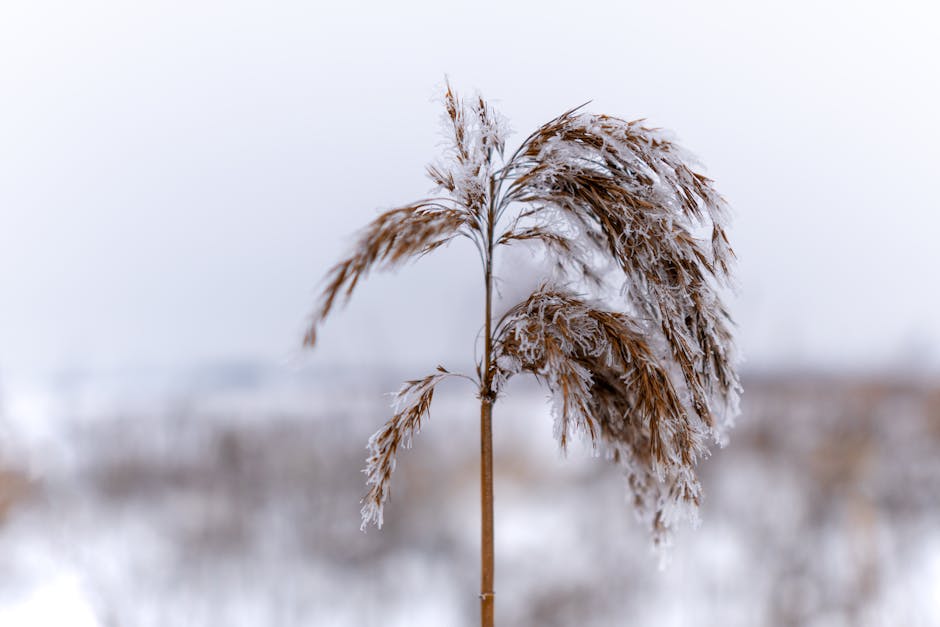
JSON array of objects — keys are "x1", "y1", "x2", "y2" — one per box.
[{"x1": 1, "y1": 368, "x2": 939, "y2": 626}]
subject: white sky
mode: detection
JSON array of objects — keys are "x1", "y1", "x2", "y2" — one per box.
[{"x1": 1, "y1": 0, "x2": 939, "y2": 377}]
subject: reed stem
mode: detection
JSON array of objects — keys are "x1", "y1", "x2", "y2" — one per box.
[{"x1": 480, "y1": 180, "x2": 496, "y2": 627}]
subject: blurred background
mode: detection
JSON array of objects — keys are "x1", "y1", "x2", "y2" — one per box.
[{"x1": 1, "y1": 1, "x2": 939, "y2": 625}]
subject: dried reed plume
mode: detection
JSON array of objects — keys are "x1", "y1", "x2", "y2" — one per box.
[{"x1": 305, "y1": 81, "x2": 740, "y2": 626}]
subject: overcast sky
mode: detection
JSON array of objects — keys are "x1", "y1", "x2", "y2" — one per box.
[{"x1": 1, "y1": 0, "x2": 939, "y2": 378}]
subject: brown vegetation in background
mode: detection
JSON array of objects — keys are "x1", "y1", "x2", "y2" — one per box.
[
  {"x1": 3, "y1": 373, "x2": 937, "y2": 625},
  {"x1": 0, "y1": 466, "x2": 32, "y2": 522}
]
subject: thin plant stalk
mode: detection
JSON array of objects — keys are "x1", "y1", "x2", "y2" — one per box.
[
  {"x1": 480, "y1": 387, "x2": 494, "y2": 625},
  {"x1": 479, "y1": 178, "x2": 496, "y2": 626}
]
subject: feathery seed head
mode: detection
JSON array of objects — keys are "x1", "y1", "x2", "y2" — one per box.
[{"x1": 306, "y1": 83, "x2": 740, "y2": 547}]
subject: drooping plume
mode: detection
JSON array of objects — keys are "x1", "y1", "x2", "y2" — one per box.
[
  {"x1": 360, "y1": 368, "x2": 454, "y2": 530},
  {"x1": 497, "y1": 109, "x2": 740, "y2": 437},
  {"x1": 492, "y1": 285, "x2": 727, "y2": 543}
]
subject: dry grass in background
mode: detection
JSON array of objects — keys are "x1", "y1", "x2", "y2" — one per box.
[{"x1": 1, "y1": 371, "x2": 937, "y2": 626}]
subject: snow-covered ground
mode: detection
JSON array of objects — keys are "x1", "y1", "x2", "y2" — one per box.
[{"x1": 1, "y1": 367, "x2": 938, "y2": 626}]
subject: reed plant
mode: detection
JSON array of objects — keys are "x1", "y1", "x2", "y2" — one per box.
[{"x1": 305, "y1": 81, "x2": 740, "y2": 626}]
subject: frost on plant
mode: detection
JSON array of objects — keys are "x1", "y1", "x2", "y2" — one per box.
[
  {"x1": 359, "y1": 367, "x2": 454, "y2": 530},
  {"x1": 305, "y1": 81, "x2": 740, "y2": 548},
  {"x1": 493, "y1": 286, "x2": 732, "y2": 543}
]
